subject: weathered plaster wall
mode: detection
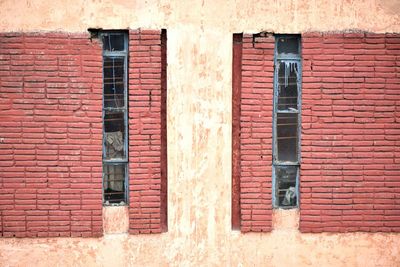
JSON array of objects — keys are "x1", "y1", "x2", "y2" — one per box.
[
  {"x1": 1, "y1": 0, "x2": 400, "y2": 33},
  {"x1": 1, "y1": 0, "x2": 400, "y2": 266},
  {"x1": 2, "y1": 210, "x2": 400, "y2": 266}
]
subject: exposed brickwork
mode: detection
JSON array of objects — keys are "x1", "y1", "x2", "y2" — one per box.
[
  {"x1": 239, "y1": 34, "x2": 274, "y2": 232},
  {"x1": 236, "y1": 32, "x2": 400, "y2": 233},
  {"x1": 300, "y1": 32, "x2": 400, "y2": 232},
  {"x1": 0, "y1": 29, "x2": 167, "y2": 237},
  {"x1": 128, "y1": 29, "x2": 167, "y2": 234},
  {"x1": 0, "y1": 32, "x2": 103, "y2": 237}
]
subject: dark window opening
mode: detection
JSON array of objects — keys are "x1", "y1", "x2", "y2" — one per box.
[
  {"x1": 277, "y1": 113, "x2": 298, "y2": 162},
  {"x1": 276, "y1": 36, "x2": 300, "y2": 56},
  {"x1": 273, "y1": 35, "x2": 301, "y2": 208},
  {"x1": 103, "y1": 163, "x2": 127, "y2": 203},
  {"x1": 102, "y1": 32, "x2": 126, "y2": 52},
  {"x1": 103, "y1": 57, "x2": 125, "y2": 108},
  {"x1": 276, "y1": 61, "x2": 299, "y2": 112},
  {"x1": 101, "y1": 31, "x2": 129, "y2": 205}
]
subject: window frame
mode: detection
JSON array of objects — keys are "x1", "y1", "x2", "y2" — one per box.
[
  {"x1": 272, "y1": 34, "x2": 302, "y2": 209},
  {"x1": 101, "y1": 31, "x2": 129, "y2": 205}
]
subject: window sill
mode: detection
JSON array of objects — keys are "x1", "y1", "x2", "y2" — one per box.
[
  {"x1": 272, "y1": 208, "x2": 299, "y2": 231},
  {"x1": 103, "y1": 201, "x2": 128, "y2": 207},
  {"x1": 103, "y1": 205, "x2": 129, "y2": 234}
]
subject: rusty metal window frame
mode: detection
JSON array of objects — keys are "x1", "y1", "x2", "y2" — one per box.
[
  {"x1": 272, "y1": 35, "x2": 301, "y2": 208},
  {"x1": 101, "y1": 31, "x2": 129, "y2": 206}
]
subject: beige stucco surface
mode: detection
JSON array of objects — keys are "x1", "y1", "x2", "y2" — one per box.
[
  {"x1": 1, "y1": 0, "x2": 400, "y2": 33},
  {"x1": 1, "y1": 209, "x2": 400, "y2": 266},
  {"x1": 1, "y1": 0, "x2": 400, "y2": 266}
]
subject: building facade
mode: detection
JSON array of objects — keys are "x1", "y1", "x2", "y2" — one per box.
[{"x1": 0, "y1": 0, "x2": 400, "y2": 266}]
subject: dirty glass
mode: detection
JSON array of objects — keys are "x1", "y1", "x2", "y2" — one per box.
[
  {"x1": 276, "y1": 113, "x2": 298, "y2": 162},
  {"x1": 103, "y1": 163, "x2": 126, "y2": 204},
  {"x1": 104, "y1": 111, "x2": 126, "y2": 160},
  {"x1": 101, "y1": 32, "x2": 128, "y2": 205},
  {"x1": 275, "y1": 166, "x2": 297, "y2": 207},
  {"x1": 273, "y1": 35, "x2": 301, "y2": 208}
]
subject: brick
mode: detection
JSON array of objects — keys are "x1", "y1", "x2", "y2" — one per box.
[
  {"x1": 0, "y1": 31, "x2": 104, "y2": 238},
  {"x1": 299, "y1": 32, "x2": 400, "y2": 233},
  {"x1": 233, "y1": 33, "x2": 274, "y2": 232},
  {"x1": 127, "y1": 29, "x2": 167, "y2": 234}
]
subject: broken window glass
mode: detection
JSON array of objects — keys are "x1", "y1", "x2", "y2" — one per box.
[
  {"x1": 103, "y1": 57, "x2": 125, "y2": 108},
  {"x1": 101, "y1": 31, "x2": 128, "y2": 205},
  {"x1": 273, "y1": 35, "x2": 301, "y2": 208},
  {"x1": 277, "y1": 61, "x2": 299, "y2": 112},
  {"x1": 275, "y1": 166, "x2": 297, "y2": 207}
]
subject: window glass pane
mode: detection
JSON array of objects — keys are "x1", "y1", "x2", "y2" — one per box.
[
  {"x1": 103, "y1": 57, "x2": 125, "y2": 108},
  {"x1": 102, "y1": 32, "x2": 128, "y2": 206},
  {"x1": 273, "y1": 35, "x2": 301, "y2": 209},
  {"x1": 277, "y1": 113, "x2": 298, "y2": 162},
  {"x1": 103, "y1": 163, "x2": 126, "y2": 204},
  {"x1": 104, "y1": 111, "x2": 126, "y2": 160},
  {"x1": 277, "y1": 61, "x2": 299, "y2": 111},
  {"x1": 102, "y1": 33, "x2": 125, "y2": 51},
  {"x1": 275, "y1": 165, "x2": 297, "y2": 207},
  {"x1": 277, "y1": 36, "x2": 299, "y2": 55}
]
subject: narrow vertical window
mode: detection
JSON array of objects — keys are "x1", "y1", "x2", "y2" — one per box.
[
  {"x1": 273, "y1": 35, "x2": 301, "y2": 208},
  {"x1": 101, "y1": 32, "x2": 128, "y2": 205}
]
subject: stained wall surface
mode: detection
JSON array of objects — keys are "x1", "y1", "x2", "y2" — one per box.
[{"x1": 1, "y1": 0, "x2": 400, "y2": 266}]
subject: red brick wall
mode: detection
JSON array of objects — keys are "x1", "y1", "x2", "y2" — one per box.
[
  {"x1": 0, "y1": 32, "x2": 103, "y2": 237},
  {"x1": 235, "y1": 32, "x2": 400, "y2": 233},
  {"x1": 300, "y1": 32, "x2": 400, "y2": 232},
  {"x1": 0, "y1": 29, "x2": 167, "y2": 237},
  {"x1": 128, "y1": 29, "x2": 167, "y2": 234},
  {"x1": 238, "y1": 33, "x2": 275, "y2": 232}
]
